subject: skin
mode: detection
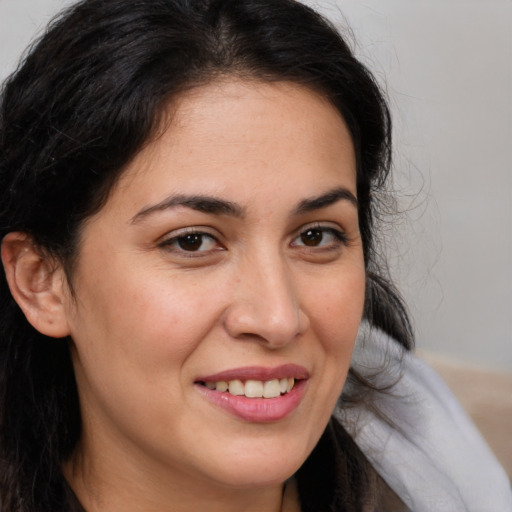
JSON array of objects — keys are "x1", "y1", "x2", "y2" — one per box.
[{"x1": 4, "y1": 80, "x2": 366, "y2": 512}]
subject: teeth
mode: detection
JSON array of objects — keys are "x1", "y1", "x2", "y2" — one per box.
[
  {"x1": 228, "y1": 379, "x2": 244, "y2": 396},
  {"x1": 263, "y1": 379, "x2": 281, "y2": 398},
  {"x1": 245, "y1": 380, "x2": 264, "y2": 398},
  {"x1": 216, "y1": 381, "x2": 228, "y2": 392},
  {"x1": 204, "y1": 377, "x2": 296, "y2": 398}
]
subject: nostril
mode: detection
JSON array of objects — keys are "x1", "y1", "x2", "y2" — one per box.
[{"x1": 225, "y1": 303, "x2": 308, "y2": 345}]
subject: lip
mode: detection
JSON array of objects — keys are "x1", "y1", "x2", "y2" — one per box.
[
  {"x1": 196, "y1": 379, "x2": 307, "y2": 423},
  {"x1": 197, "y1": 364, "x2": 309, "y2": 383},
  {"x1": 195, "y1": 365, "x2": 309, "y2": 423}
]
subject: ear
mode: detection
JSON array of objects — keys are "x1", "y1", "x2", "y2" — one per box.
[{"x1": 1, "y1": 232, "x2": 71, "y2": 338}]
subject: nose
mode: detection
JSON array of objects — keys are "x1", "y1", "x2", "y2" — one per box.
[{"x1": 223, "y1": 255, "x2": 310, "y2": 348}]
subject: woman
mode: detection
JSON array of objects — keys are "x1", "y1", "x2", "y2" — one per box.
[{"x1": 0, "y1": 1, "x2": 510, "y2": 511}]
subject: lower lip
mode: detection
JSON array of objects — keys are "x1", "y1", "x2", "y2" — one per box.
[{"x1": 196, "y1": 380, "x2": 307, "y2": 423}]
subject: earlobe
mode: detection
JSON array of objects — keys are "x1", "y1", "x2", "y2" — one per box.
[{"x1": 1, "y1": 232, "x2": 71, "y2": 338}]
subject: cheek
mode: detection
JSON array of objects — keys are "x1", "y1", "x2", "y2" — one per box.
[
  {"x1": 309, "y1": 268, "x2": 365, "y2": 399},
  {"x1": 296, "y1": 270, "x2": 365, "y2": 452},
  {"x1": 65, "y1": 262, "x2": 228, "y2": 434},
  {"x1": 309, "y1": 268, "x2": 365, "y2": 345},
  {"x1": 121, "y1": 272, "x2": 231, "y2": 355},
  {"x1": 71, "y1": 253, "x2": 222, "y2": 351}
]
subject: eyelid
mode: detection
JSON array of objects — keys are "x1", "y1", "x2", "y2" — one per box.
[
  {"x1": 290, "y1": 222, "x2": 349, "y2": 250},
  {"x1": 293, "y1": 222, "x2": 347, "y2": 239},
  {"x1": 156, "y1": 222, "x2": 349, "y2": 256},
  {"x1": 158, "y1": 227, "x2": 225, "y2": 254}
]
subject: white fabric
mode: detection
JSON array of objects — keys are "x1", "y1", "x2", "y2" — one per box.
[{"x1": 336, "y1": 327, "x2": 512, "y2": 512}]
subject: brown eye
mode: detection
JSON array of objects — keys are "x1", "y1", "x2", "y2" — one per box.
[
  {"x1": 177, "y1": 233, "x2": 204, "y2": 251},
  {"x1": 292, "y1": 225, "x2": 348, "y2": 250},
  {"x1": 161, "y1": 231, "x2": 219, "y2": 253},
  {"x1": 300, "y1": 229, "x2": 324, "y2": 247}
]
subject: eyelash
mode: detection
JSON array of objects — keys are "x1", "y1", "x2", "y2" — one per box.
[
  {"x1": 290, "y1": 224, "x2": 348, "y2": 250},
  {"x1": 158, "y1": 228, "x2": 222, "y2": 255},
  {"x1": 158, "y1": 224, "x2": 349, "y2": 256}
]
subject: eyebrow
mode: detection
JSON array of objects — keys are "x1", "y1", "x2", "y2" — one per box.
[
  {"x1": 293, "y1": 187, "x2": 358, "y2": 215},
  {"x1": 131, "y1": 194, "x2": 245, "y2": 224},
  {"x1": 130, "y1": 186, "x2": 358, "y2": 224}
]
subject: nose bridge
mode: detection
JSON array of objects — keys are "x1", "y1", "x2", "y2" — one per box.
[{"x1": 224, "y1": 245, "x2": 308, "y2": 346}]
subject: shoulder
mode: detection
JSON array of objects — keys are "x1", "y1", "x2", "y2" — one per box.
[{"x1": 336, "y1": 326, "x2": 512, "y2": 512}]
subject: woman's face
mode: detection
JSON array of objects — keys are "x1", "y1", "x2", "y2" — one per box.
[{"x1": 63, "y1": 80, "x2": 365, "y2": 495}]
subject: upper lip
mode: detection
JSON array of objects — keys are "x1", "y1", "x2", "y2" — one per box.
[{"x1": 197, "y1": 364, "x2": 309, "y2": 383}]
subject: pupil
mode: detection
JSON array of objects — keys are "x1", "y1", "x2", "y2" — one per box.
[
  {"x1": 301, "y1": 229, "x2": 322, "y2": 247},
  {"x1": 178, "y1": 234, "x2": 202, "y2": 251}
]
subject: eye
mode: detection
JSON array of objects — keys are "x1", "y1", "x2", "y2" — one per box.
[
  {"x1": 159, "y1": 230, "x2": 221, "y2": 253},
  {"x1": 292, "y1": 225, "x2": 347, "y2": 249}
]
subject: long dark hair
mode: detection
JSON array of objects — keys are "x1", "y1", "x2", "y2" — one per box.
[{"x1": 0, "y1": 0, "x2": 413, "y2": 510}]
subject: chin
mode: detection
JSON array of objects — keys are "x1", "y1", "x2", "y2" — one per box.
[
  {"x1": 202, "y1": 438, "x2": 311, "y2": 489},
  {"x1": 216, "y1": 463, "x2": 300, "y2": 489}
]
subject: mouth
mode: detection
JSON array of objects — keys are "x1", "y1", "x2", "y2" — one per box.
[
  {"x1": 195, "y1": 365, "x2": 308, "y2": 422},
  {"x1": 198, "y1": 377, "x2": 296, "y2": 398}
]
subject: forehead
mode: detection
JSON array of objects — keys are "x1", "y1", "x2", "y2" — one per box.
[{"x1": 107, "y1": 79, "x2": 357, "y2": 214}]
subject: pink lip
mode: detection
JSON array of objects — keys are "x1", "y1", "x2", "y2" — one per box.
[
  {"x1": 196, "y1": 379, "x2": 307, "y2": 423},
  {"x1": 197, "y1": 364, "x2": 309, "y2": 383},
  {"x1": 195, "y1": 365, "x2": 309, "y2": 423}
]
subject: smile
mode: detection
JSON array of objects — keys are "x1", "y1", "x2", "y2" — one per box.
[
  {"x1": 200, "y1": 378, "x2": 295, "y2": 398},
  {"x1": 195, "y1": 365, "x2": 308, "y2": 422}
]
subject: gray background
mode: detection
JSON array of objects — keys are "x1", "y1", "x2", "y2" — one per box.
[{"x1": 1, "y1": 0, "x2": 511, "y2": 372}]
